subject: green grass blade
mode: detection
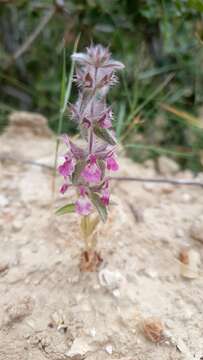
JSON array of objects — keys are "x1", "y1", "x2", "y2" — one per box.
[
  {"x1": 116, "y1": 102, "x2": 126, "y2": 138},
  {"x1": 125, "y1": 73, "x2": 174, "y2": 127},
  {"x1": 52, "y1": 34, "x2": 80, "y2": 197},
  {"x1": 125, "y1": 143, "x2": 195, "y2": 158}
]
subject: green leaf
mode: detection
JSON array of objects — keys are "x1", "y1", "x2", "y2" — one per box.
[
  {"x1": 72, "y1": 160, "x2": 86, "y2": 184},
  {"x1": 56, "y1": 203, "x2": 75, "y2": 215},
  {"x1": 116, "y1": 101, "x2": 126, "y2": 138},
  {"x1": 97, "y1": 159, "x2": 106, "y2": 178},
  {"x1": 93, "y1": 126, "x2": 117, "y2": 145},
  {"x1": 80, "y1": 215, "x2": 100, "y2": 238},
  {"x1": 90, "y1": 192, "x2": 107, "y2": 223}
]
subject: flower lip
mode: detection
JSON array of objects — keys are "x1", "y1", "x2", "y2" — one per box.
[
  {"x1": 106, "y1": 154, "x2": 119, "y2": 171},
  {"x1": 58, "y1": 157, "x2": 75, "y2": 178},
  {"x1": 75, "y1": 196, "x2": 92, "y2": 216},
  {"x1": 60, "y1": 183, "x2": 69, "y2": 194},
  {"x1": 82, "y1": 117, "x2": 91, "y2": 128},
  {"x1": 81, "y1": 160, "x2": 102, "y2": 184},
  {"x1": 101, "y1": 188, "x2": 110, "y2": 206}
]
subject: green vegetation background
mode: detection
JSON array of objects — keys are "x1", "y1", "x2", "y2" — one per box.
[{"x1": 1, "y1": 0, "x2": 203, "y2": 171}]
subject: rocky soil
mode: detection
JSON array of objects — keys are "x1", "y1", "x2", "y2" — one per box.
[{"x1": 0, "y1": 112, "x2": 203, "y2": 360}]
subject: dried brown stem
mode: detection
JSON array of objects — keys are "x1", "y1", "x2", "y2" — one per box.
[
  {"x1": 111, "y1": 176, "x2": 203, "y2": 188},
  {"x1": 1, "y1": 154, "x2": 203, "y2": 188}
]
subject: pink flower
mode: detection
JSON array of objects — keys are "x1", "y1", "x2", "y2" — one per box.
[
  {"x1": 60, "y1": 183, "x2": 69, "y2": 194},
  {"x1": 106, "y1": 154, "x2": 119, "y2": 171},
  {"x1": 98, "y1": 109, "x2": 112, "y2": 129},
  {"x1": 101, "y1": 188, "x2": 110, "y2": 206},
  {"x1": 72, "y1": 45, "x2": 124, "y2": 70},
  {"x1": 58, "y1": 156, "x2": 75, "y2": 178},
  {"x1": 81, "y1": 155, "x2": 101, "y2": 184},
  {"x1": 75, "y1": 196, "x2": 92, "y2": 216},
  {"x1": 79, "y1": 186, "x2": 87, "y2": 196}
]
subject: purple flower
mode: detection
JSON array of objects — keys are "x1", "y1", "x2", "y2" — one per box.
[
  {"x1": 81, "y1": 157, "x2": 102, "y2": 184},
  {"x1": 60, "y1": 183, "x2": 69, "y2": 194},
  {"x1": 106, "y1": 154, "x2": 119, "y2": 171},
  {"x1": 75, "y1": 196, "x2": 92, "y2": 216},
  {"x1": 98, "y1": 108, "x2": 112, "y2": 129},
  {"x1": 72, "y1": 45, "x2": 124, "y2": 70},
  {"x1": 58, "y1": 156, "x2": 75, "y2": 178},
  {"x1": 57, "y1": 44, "x2": 124, "y2": 222},
  {"x1": 101, "y1": 188, "x2": 110, "y2": 206}
]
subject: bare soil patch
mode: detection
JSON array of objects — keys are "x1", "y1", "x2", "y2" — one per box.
[{"x1": 0, "y1": 112, "x2": 203, "y2": 360}]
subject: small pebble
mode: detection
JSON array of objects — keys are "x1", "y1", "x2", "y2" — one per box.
[
  {"x1": 190, "y1": 215, "x2": 203, "y2": 243},
  {"x1": 182, "y1": 193, "x2": 191, "y2": 203},
  {"x1": 142, "y1": 317, "x2": 165, "y2": 343},
  {"x1": 105, "y1": 344, "x2": 113, "y2": 354},
  {"x1": 90, "y1": 328, "x2": 96, "y2": 337},
  {"x1": 113, "y1": 289, "x2": 120, "y2": 297},
  {"x1": 176, "y1": 229, "x2": 184, "y2": 238},
  {"x1": 12, "y1": 220, "x2": 23, "y2": 232},
  {"x1": 145, "y1": 269, "x2": 158, "y2": 279},
  {"x1": 0, "y1": 195, "x2": 9, "y2": 207},
  {"x1": 180, "y1": 249, "x2": 200, "y2": 279}
]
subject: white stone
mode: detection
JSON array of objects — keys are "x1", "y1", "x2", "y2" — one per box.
[
  {"x1": 105, "y1": 344, "x2": 113, "y2": 354},
  {"x1": 0, "y1": 194, "x2": 9, "y2": 207},
  {"x1": 12, "y1": 220, "x2": 23, "y2": 232},
  {"x1": 98, "y1": 268, "x2": 126, "y2": 291},
  {"x1": 182, "y1": 193, "x2": 192, "y2": 203},
  {"x1": 190, "y1": 215, "x2": 203, "y2": 243},
  {"x1": 90, "y1": 328, "x2": 96, "y2": 337},
  {"x1": 65, "y1": 337, "x2": 92, "y2": 357}
]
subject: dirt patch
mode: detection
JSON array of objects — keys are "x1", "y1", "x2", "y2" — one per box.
[{"x1": 0, "y1": 112, "x2": 203, "y2": 360}]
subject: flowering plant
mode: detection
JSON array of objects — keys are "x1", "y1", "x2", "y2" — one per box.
[{"x1": 57, "y1": 45, "x2": 124, "y2": 267}]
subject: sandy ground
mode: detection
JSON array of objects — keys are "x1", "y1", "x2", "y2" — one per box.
[{"x1": 0, "y1": 112, "x2": 203, "y2": 360}]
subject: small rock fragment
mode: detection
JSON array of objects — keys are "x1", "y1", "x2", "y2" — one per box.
[
  {"x1": 158, "y1": 156, "x2": 179, "y2": 176},
  {"x1": 159, "y1": 183, "x2": 174, "y2": 194},
  {"x1": 179, "y1": 247, "x2": 189, "y2": 265},
  {"x1": 0, "y1": 194, "x2": 9, "y2": 208},
  {"x1": 182, "y1": 193, "x2": 192, "y2": 203},
  {"x1": 105, "y1": 344, "x2": 113, "y2": 354},
  {"x1": 12, "y1": 220, "x2": 23, "y2": 232},
  {"x1": 4, "y1": 295, "x2": 34, "y2": 325},
  {"x1": 65, "y1": 337, "x2": 93, "y2": 357},
  {"x1": 190, "y1": 215, "x2": 203, "y2": 243},
  {"x1": 98, "y1": 268, "x2": 126, "y2": 292},
  {"x1": 90, "y1": 328, "x2": 96, "y2": 337},
  {"x1": 0, "y1": 261, "x2": 9, "y2": 274},
  {"x1": 142, "y1": 317, "x2": 165, "y2": 343},
  {"x1": 180, "y1": 249, "x2": 200, "y2": 279},
  {"x1": 7, "y1": 111, "x2": 53, "y2": 137}
]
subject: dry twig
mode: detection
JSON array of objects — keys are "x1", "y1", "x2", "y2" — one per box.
[{"x1": 1, "y1": 154, "x2": 203, "y2": 187}]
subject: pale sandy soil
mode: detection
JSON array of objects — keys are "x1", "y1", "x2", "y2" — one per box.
[{"x1": 0, "y1": 112, "x2": 203, "y2": 360}]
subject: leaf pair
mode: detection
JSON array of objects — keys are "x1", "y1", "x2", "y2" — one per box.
[
  {"x1": 80, "y1": 215, "x2": 100, "y2": 239},
  {"x1": 56, "y1": 203, "x2": 75, "y2": 215}
]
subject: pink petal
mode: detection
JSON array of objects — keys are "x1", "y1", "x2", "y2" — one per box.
[
  {"x1": 101, "y1": 188, "x2": 110, "y2": 206},
  {"x1": 106, "y1": 155, "x2": 119, "y2": 171},
  {"x1": 58, "y1": 158, "x2": 75, "y2": 178},
  {"x1": 61, "y1": 134, "x2": 70, "y2": 146},
  {"x1": 75, "y1": 196, "x2": 92, "y2": 216},
  {"x1": 81, "y1": 162, "x2": 101, "y2": 184},
  {"x1": 79, "y1": 186, "x2": 87, "y2": 196},
  {"x1": 60, "y1": 183, "x2": 69, "y2": 194}
]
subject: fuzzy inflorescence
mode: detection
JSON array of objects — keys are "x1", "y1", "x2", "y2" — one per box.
[{"x1": 58, "y1": 44, "x2": 124, "y2": 221}]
